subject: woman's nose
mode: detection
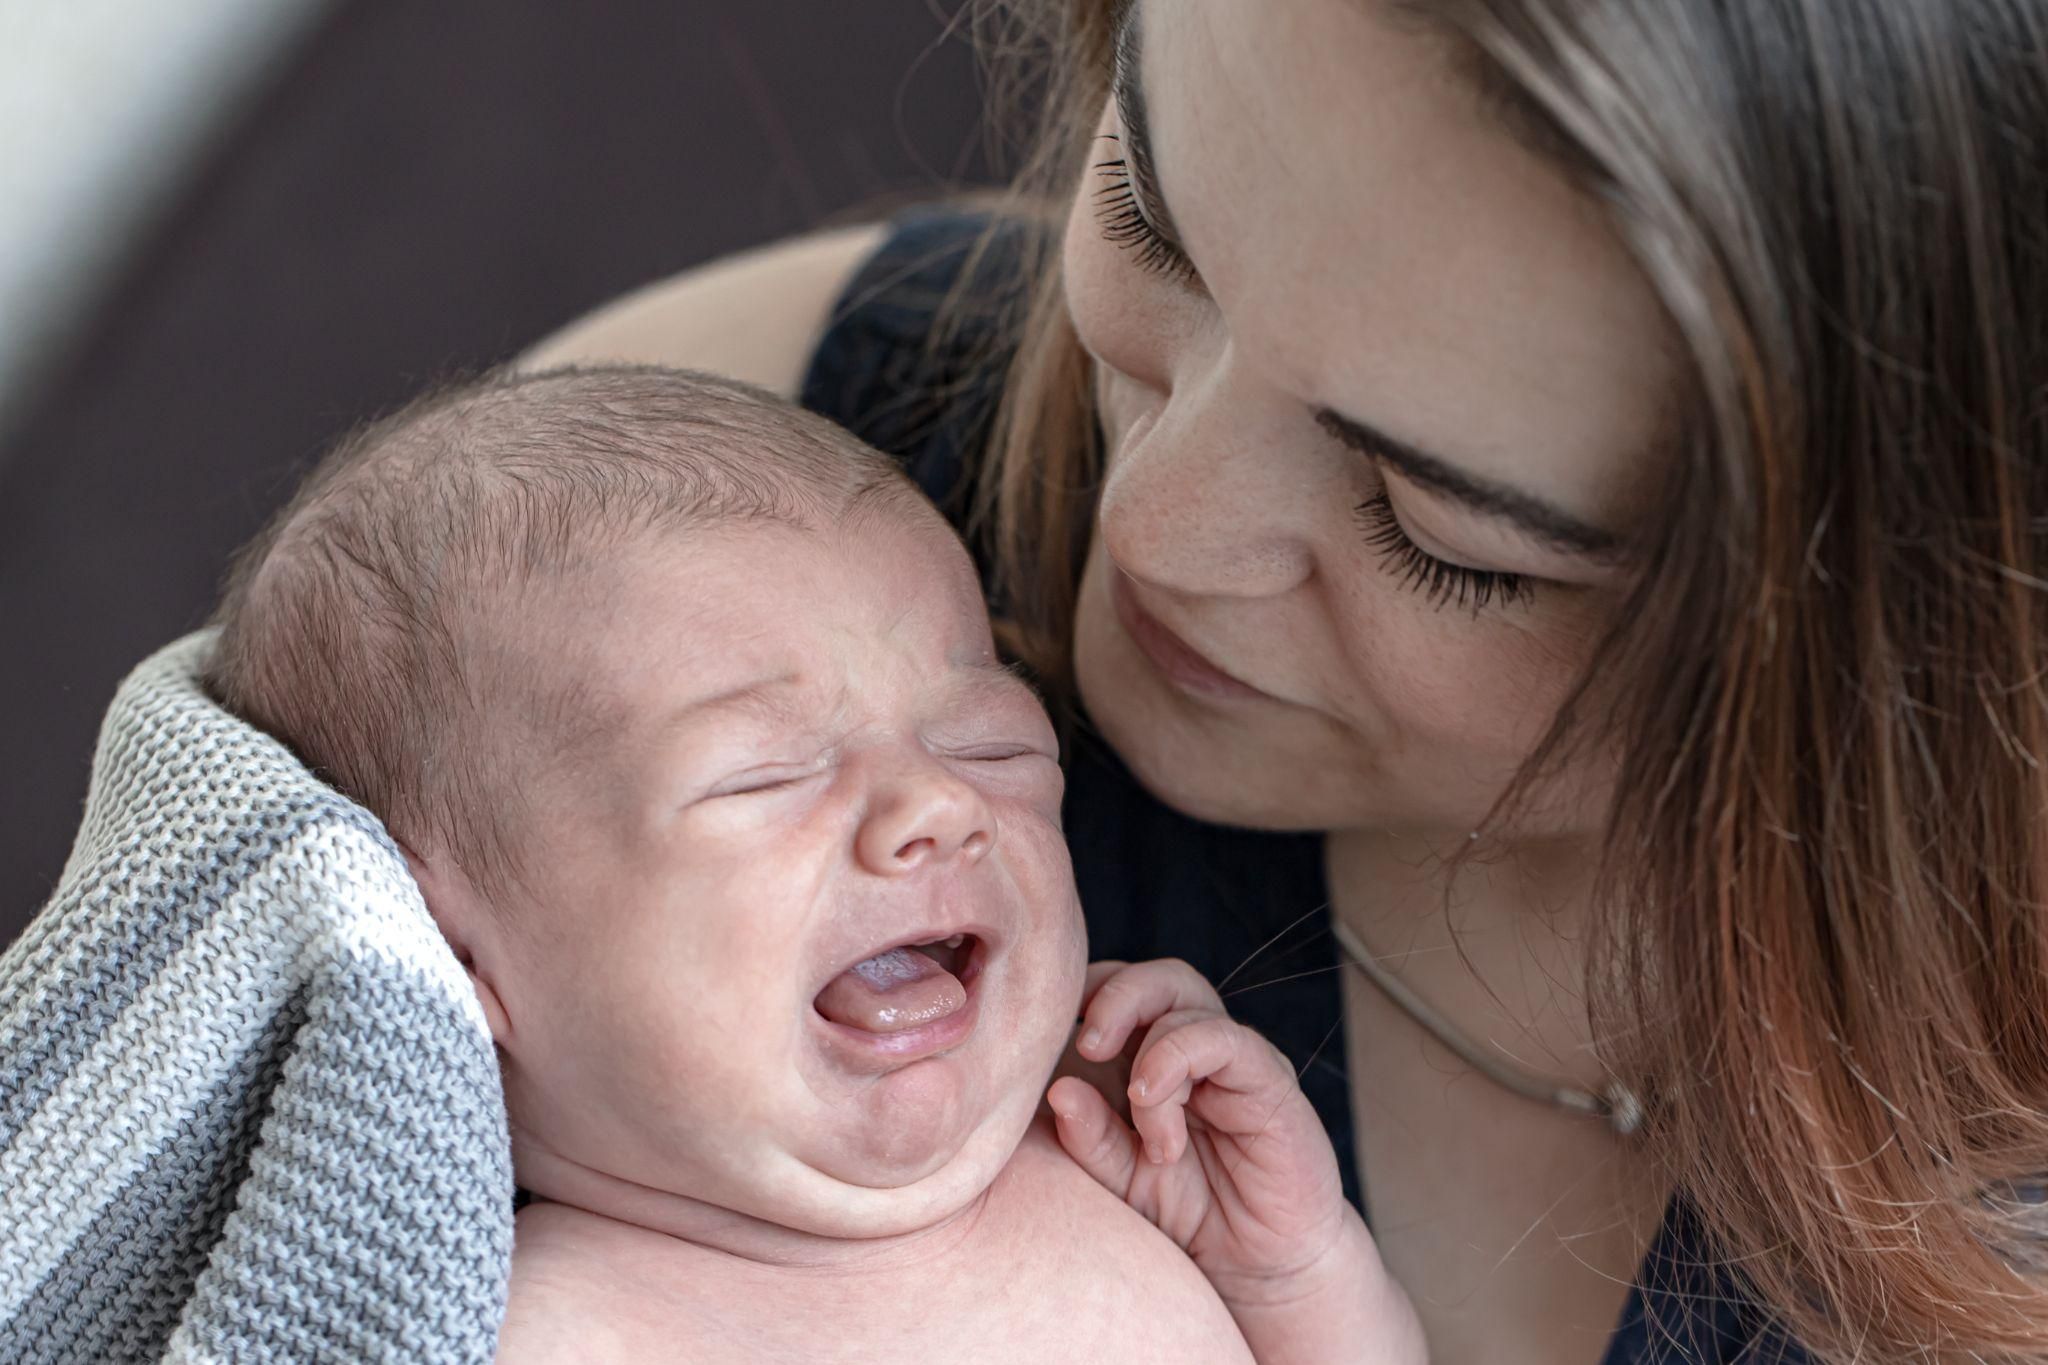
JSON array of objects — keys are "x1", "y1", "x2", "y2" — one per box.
[
  {"x1": 854, "y1": 754, "x2": 996, "y2": 875},
  {"x1": 1098, "y1": 352, "x2": 1317, "y2": 599}
]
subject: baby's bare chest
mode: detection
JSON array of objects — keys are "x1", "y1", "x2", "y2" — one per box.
[
  {"x1": 630, "y1": 1260, "x2": 1237, "y2": 1365},
  {"x1": 501, "y1": 1149, "x2": 1253, "y2": 1364}
]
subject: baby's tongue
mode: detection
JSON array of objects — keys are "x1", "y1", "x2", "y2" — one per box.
[{"x1": 815, "y1": 946, "x2": 966, "y2": 1033}]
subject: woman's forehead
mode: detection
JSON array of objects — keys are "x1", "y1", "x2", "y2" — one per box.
[{"x1": 1140, "y1": 0, "x2": 1684, "y2": 528}]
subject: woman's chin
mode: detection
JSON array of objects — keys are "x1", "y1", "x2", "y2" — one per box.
[
  {"x1": 1074, "y1": 582, "x2": 1381, "y2": 831},
  {"x1": 1076, "y1": 628, "x2": 1278, "y2": 826}
]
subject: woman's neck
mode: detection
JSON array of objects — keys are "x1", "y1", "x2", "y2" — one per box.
[
  {"x1": 1322, "y1": 826, "x2": 1611, "y2": 1093},
  {"x1": 1324, "y1": 826, "x2": 1665, "y2": 1365}
]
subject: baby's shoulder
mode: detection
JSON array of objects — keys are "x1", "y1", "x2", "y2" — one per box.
[
  {"x1": 497, "y1": 1201, "x2": 780, "y2": 1363},
  {"x1": 494, "y1": 1203, "x2": 645, "y2": 1362},
  {"x1": 971, "y1": 1119, "x2": 1256, "y2": 1364}
]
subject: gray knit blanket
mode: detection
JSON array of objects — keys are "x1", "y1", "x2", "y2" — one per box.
[{"x1": 0, "y1": 632, "x2": 514, "y2": 1363}]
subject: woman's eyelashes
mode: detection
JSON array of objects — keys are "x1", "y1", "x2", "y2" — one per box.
[
  {"x1": 1355, "y1": 492, "x2": 1535, "y2": 613},
  {"x1": 1088, "y1": 130, "x2": 1528, "y2": 618},
  {"x1": 1093, "y1": 135, "x2": 1201, "y2": 288}
]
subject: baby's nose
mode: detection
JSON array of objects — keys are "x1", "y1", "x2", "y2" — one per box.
[{"x1": 856, "y1": 759, "x2": 996, "y2": 875}]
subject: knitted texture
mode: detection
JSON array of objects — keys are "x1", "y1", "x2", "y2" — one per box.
[{"x1": 0, "y1": 631, "x2": 514, "y2": 1363}]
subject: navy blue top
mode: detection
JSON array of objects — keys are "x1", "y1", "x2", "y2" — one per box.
[{"x1": 800, "y1": 209, "x2": 1808, "y2": 1365}]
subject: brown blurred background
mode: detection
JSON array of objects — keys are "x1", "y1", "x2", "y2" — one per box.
[{"x1": 0, "y1": 1, "x2": 995, "y2": 945}]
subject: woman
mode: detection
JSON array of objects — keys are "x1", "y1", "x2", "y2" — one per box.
[{"x1": 526, "y1": 1, "x2": 2048, "y2": 1359}]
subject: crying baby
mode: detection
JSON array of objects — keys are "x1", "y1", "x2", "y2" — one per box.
[{"x1": 205, "y1": 367, "x2": 1416, "y2": 1364}]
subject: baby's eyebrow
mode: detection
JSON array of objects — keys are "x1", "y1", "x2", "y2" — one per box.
[
  {"x1": 969, "y1": 656, "x2": 1031, "y2": 682},
  {"x1": 664, "y1": 673, "x2": 805, "y2": 728},
  {"x1": 949, "y1": 659, "x2": 1049, "y2": 717},
  {"x1": 961, "y1": 656, "x2": 1037, "y2": 690}
]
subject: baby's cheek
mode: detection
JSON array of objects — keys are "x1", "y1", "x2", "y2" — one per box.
[
  {"x1": 586, "y1": 964, "x2": 777, "y2": 1120},
  {"x1": 595, "y1": 1020, "x2": 802, "y2": 1197},
  {"x1": 1003, "y1": 818, "x2": 1089, "y2": 998},
  {"x1": 1001, "y1": 812, "x2": 1075, "y2": 901}
]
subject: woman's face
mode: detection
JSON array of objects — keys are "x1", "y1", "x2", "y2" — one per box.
[{"x1": 1066, "y1": 0, "x2": 1685, "y2": 840}]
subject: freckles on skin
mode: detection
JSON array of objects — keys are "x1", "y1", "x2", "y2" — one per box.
[
  {"x1": 1312, "y1": 582, "x2": 1562, "y2": 792},
  {"x1": 1056, "y1": 0, "x2": 1684, "y2": 841},
  {"x1": 1167, "y1": 2, "x2": 1678, "y2": 531},
  {"x1": 1065, "y1": 168, "x2": 1197, "y2": 391}
]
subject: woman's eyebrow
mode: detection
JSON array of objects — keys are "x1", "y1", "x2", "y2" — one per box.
[
  {"x1": 1112, "y1": 2, "x2": 1621, "y2": 566},
  {"x1": 1316, "y1": 410, "x2": 1625, "y2": 559},
  {"x1": 1110, "y1": 3, "x2": 1187, "y2": 248}
]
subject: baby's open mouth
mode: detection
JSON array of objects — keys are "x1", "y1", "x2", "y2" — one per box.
[{"x1": 814, "y1": 934, "x2": 981, "y2": 1035}]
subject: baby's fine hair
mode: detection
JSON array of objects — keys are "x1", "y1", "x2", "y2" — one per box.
[{"x1": 205, "y1": 365, "x2": 916, "y2": 898}]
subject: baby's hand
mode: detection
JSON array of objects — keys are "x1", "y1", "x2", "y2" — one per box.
[{"x1": 1048, "y1": 959, "x2": 1425, "y2": 1365}]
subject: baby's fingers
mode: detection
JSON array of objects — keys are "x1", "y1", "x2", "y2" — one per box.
[
  {"x1": 1079, "y1": 959, "x2": 1131, "y2": 1008},
  {"x1": 1129, "y1": 1015, "x2": 1295, "y2": 1144},
  {"x1": 1076, "y1": 958, "x2": 1224, "y2": 1063},
  {"x1": 1047, "y1": 1075, "x2": 1142, "y2": 1199}
]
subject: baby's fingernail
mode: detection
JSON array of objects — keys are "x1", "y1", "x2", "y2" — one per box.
[
  {"x1": 1081, "y1": 1027, "x2": 1103, "y2": 1051},
  {"x1": 1131, "y1": 1076, "x2": 1149, "y2": 1100},
  {"x1": 1146, "y1": 1141, "x2": 1164, "y2": 1164}
]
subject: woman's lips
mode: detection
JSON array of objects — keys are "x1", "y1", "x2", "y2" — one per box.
[{"x1": 1108, "y1": 568, "x2": 1270, "y2": 702}]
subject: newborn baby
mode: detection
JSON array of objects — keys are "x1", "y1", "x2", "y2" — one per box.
[{"x1": 205, "y1": 367, "x2": 1420, "y2": 1364}]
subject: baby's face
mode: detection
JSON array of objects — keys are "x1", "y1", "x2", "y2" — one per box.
[{"x1": 490, "y1": 505, "x2": 1086, "y2": 1238}]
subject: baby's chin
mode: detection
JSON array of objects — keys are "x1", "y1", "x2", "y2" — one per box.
[
  {"x1": 762, "y1": 1080, "x2": 1045, "y2": 1239},
  {"x1": 508, "y1": 1083, "x2": 1038, "y2": 1250},
  {"x1": 775, "y1": 958, "x2": 1079, "y2": 1233}
]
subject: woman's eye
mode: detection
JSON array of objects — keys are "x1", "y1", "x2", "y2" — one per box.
[
  {"x1": 1093, "y1": 136, "x2": 1201, "y2": 288},
  {"x1": 1354, "y1": 492, "x2": 1535, "y2": 613}
]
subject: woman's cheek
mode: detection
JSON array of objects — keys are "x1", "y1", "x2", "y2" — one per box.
[
  {"x1": 1061, "y1": 192, "x2": 1174, "y2": 394},
  {"x1": 1332, "y1": 587, "x2": 1582, "y2": 759}
]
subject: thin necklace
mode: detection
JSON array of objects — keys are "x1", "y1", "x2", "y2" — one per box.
[{"x1": 1329, "y1": 917, "x2": 1644, "y2": 1138}]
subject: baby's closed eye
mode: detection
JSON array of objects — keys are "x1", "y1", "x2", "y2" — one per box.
[{"x1": 700, "y1": 758, "x2": 832, "y2": 799}]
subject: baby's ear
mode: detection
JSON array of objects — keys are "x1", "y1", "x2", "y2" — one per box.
[{"x1": 399, "y1": 840, "x2": 514, "y2": 1046}]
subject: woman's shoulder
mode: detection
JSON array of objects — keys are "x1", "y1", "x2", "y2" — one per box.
[
  {"x1": 798, "y1": 205, "x2": 1045, "y2": 511},
  {"x1": 522, "y1": 205, "x2": 1043, "y2": 515},
  {"x1": 518, "y1": 221, "x2": 890, "y2": 398}
]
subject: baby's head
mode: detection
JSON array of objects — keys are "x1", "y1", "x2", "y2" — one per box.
[{"x1": 208, "y1": 367, "x2": 1086, "y2": 1238}]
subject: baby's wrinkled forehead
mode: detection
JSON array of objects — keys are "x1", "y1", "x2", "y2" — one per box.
[
  {"x1": 513, "y1": 518, "x2": 1032, "y2": 808},
  {"x1": 572, "y1": 503, "x2": 999, "y2": 713},
  {"x1": 484, "y1": 497, "x2": 948, "y2": 744}
]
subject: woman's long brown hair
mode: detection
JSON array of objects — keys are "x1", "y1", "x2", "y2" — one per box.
[{"x1": 952, "y1": 0, "x2": 2048, "y2": 1357}]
